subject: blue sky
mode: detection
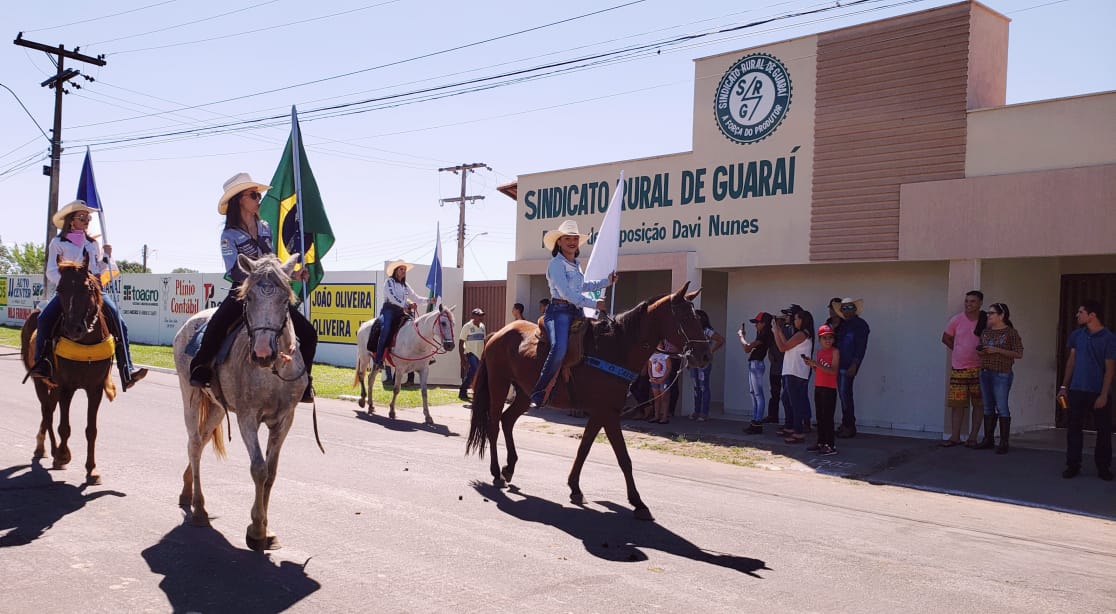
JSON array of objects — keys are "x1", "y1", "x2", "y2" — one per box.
[{"x1": 3, "y1": 0, "x2": 1113, "y2": 280}]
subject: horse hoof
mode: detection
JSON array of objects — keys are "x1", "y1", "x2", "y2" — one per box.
[
  {"x1": 189, "y1": 513, "x2": 211, "y2": 528},
  {"x1": 246, "y1": 532, "x2": 281, "y2": 551},
  {"x1": 500, "y1": 467, "x2": 514, "y2": 483},
  {"x1": 633, "y1": 507, "x2": 655, "y2": 522},
  {"x1": 86, "y1": 472, "x2": 102, "y2": 486},
  {"x1": 178, "y1": 494, "x2": 192, "y2": 508},
  {"x1": 425, "y1": 417, "x2": 435, "y2": 426},
  {"x1": 389, "y1": 411, "x2": 396, "y2": 420},
  {"x1": 357, "y1": 398, "x2": 366, "y2": 409},
  {"x1": 493, "y1": 477, "x2": 506, "y2": 489},
  {"x1": 52, "y1": 460, "x2": 67, "y2": 470},
  {"x1": 569, "y1": 492, "x2": 585, "y2": 505},
  {"x1": 33, "y1": 447, "x2": 45, "y2": 459}
]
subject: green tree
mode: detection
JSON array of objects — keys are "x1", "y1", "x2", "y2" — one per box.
[
  {"x1": 171, "y1": 267, "x2": 199, "y2": 274},
  {"x1": 116, "y1": 259, "x2": 150, "y2": 274},
  {"x1": 0, "y1": 237, "x2": 12, "y2": 274},
  {"x1": 5, "y1": 241, "x2": 47, "y2": 274}
]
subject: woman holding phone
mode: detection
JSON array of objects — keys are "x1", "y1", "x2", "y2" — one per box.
[{"x1": 773, "y1": 307, "x2": 815, "y2": 443}]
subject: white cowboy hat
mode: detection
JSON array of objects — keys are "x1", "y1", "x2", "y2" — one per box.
[
  {"x1": 53, "y1": 200, "x2": 97, "y2": 229},
  {"x1": 830, "y1": 297, "x2": 865, "y2": 316},
  {"x1": 384, "y1": 259, "x2": 415, "y2": 277},
  {"x1": 543, "y1": 219, "x2": 590, "y2": 251},
  {"x1": 218, "y1": 172, "x2": 271, "y2": 214}
]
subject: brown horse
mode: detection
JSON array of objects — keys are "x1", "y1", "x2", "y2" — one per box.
[
  {"x1": 465, "y1": 282, "x2": 711, "y2": 521},
  {"x1": 20, "y1": 253, "x2": 118, "y2": 485}
]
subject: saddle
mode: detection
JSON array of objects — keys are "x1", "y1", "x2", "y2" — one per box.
[
  {"x1": 185, "y1": 318, "x2": 246, "y2": 368},
  {"x1": 535, "y1": 314, "x2": 590, "y2": 393},
  {"x1": 365, "y1": 312, "x2": 414, "y2": 362}
]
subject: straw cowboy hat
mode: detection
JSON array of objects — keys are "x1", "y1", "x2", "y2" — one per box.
[
  {"x1": 53, "y1": 200, "x2": 97, "y2": 229},
  {"x1": 830, "y1": 297, "x2": 865, "y2": 316},
  {"x1": 218, "y1": 172, "x2": 271, "y2": 214},
  {"x1": 384, "y1": 259, "x2": 415, "y2": 277},
  {"x1": 543, "y1": 219, "x2": 591, "y2": 251}
]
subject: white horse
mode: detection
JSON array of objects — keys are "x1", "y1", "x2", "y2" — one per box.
[
  {"x1": 354, "y1": 304, "x2": 456, "y2": 425},
  {"x1": 172, "y1": 254, "x2": 308, "y2": 551}
]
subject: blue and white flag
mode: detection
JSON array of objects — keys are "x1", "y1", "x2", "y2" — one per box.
[
  {"x1": 425, "y1": 222, "x2": 443, "y2": 312},
  {"x1": 583, "y1": 171, "x2": 624, "y2": 317},
  {"x1": 76, "y1": 147, "x2": 102, "y2": 211}
]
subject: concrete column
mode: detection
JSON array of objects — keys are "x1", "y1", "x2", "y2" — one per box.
[{"x1": 942, "y1": 259, "x2": 981, "y2": 439}]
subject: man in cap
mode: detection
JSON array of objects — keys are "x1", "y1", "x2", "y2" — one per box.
[
  {"x1": 832, "y1": 298, "x2": 870, "y2": 438},
  {"x1": 458, "y1": 308, "x2": 487, "y2": 401},
  {"x1": 773, "y1": 304, "x2": 803, "y2": 430}
]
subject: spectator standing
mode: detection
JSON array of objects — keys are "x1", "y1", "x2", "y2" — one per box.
[
  {"x1": 458, "y1": 308, "x2": 486, "y2": 401},
  {"x1": 1056, "y1": 300, "x2": 1115, "y2": 481},
  {"x1": 825, "y1": 297, "x2": 843, "y2": 330},
  {"x1": 688, "y1": 310, "x2": 725, "y2": 421},
  {"x1": 740, "y1": 312, "x2": 773, "y2": 434},
  {"x1": 774, "y1": 308, "x2": 815, "y2": 443},
  {"x1": 775, "y1": 304, "x2": 802, "y2": 431},
  {"x1": 941, "y1": 290, "x2": 987, "y2": 447},
  {"x1": 765, "y1": 311, "x2": 787, "y2": 424},
  {"x1": 648, "y1": 350, "x2": 672, "y2": 424},
  {"x1": 831, "y1": 298, "x2": 870, "y2": 438},
  {"x1": 976, "y1": 302, "x2": 1024, "y2": 454},
  {"x1": 807, "y1": 324, "x2": 840, "y2": 455},
  {"x1": 512, "y1": 303, "x2": 525, "y2": 321}
]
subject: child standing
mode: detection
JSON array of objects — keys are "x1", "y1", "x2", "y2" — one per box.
[
  {"x1": 807, "y1": 324, "x2": 840, "y2": 454},
  {"x1": 648, "y1": 349, "x2": 672, "y2": 424}
]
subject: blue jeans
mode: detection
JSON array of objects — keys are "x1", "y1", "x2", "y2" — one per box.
[
  {"x1": 374, "y1": 303, "x2": 402, "y2": 364},
  {"x1": 785, "y1": 375, "x2": 812, "y2": 434},
  {"x1": 35, "y1": 295, "x2": 134, "y2": 372},
  {"x1": 530, "y1": 302, "x2": 578, "y2": 404},
  {"x1": 837, "y1": 369, "x2": 856, "y2": 428},
  {"x1": 747, "y1": 360, "x2": 766, "y2": 422},
  {"x1": 33, "y1": 296, "x2": 62, "y2": 363},
  {"x1": 460, "y1": 353, "x2": 479, "y2": 395},
  {"x1": 689, "y1": 365, "x2": 712, "y2": 417},
  {"x1": 978, "y1": 369, "x2": 1013, "y2": 417},
  {"x1": 782, "y1": 375, "x2": 793, "y2": 429}
]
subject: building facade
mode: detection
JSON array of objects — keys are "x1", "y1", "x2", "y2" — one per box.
[{"x1": 501, "y1": 2, "x2": 1116, "y2": 437}]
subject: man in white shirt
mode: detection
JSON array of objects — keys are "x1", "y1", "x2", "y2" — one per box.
[{"x1": 458, "y1": 308, "x2": 486, "y2": 401}]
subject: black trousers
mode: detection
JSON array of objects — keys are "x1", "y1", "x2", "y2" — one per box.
[
  {"x1": 190, "y1": 290, "x2": 317, "y2": 374},
  {"x1": 1066, "y1": 390, "x2": 1113, "y2": 470},
  {"x1": 815, "y1": 386, "x2": 838, "y2": 447},
  {"x1": 767, "y1": 355, "x2": 784, "y2": 420}
]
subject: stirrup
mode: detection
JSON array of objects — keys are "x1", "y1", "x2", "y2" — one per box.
[
  {"x1": 189, "y1": 365, "x2": 212, "y2": 388},
  {"x1": 123, "y1": 368, "x2": 149, "y2": 391},
  {"x1": 24, "y1": 358, "x2": 53, "y2": 384}
]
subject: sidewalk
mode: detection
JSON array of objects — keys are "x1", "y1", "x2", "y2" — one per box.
[{"x1": 513, "y1": 407, "x2": 1116, "y2": 521}]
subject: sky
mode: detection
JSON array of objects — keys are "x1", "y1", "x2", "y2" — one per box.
[{"x1": 2, "y1": 0, "x2": 1114, "y2": 280}]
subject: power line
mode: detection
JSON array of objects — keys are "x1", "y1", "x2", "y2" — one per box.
[
  {"x1": 0, "y1": 81, "x2": 51, "y2": 143},
  {"x1": 85, "y1": 0, "x2": 283, "y2": 47},
  {"x1": 22, "y1": 0, "x2": 180, "y2": 33}
]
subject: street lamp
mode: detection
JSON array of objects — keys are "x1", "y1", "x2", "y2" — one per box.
[{"x1": 463, "y1": 231, "x2": 488, "y2": 250}]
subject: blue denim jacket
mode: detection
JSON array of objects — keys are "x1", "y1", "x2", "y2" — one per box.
[{"x1": 546, "y1": 254, "x2": 609, "y2": 309}]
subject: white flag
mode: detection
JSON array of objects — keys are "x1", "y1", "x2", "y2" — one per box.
[{"x1": 583, "y1": 171, "x2": 624, "y2": 317}]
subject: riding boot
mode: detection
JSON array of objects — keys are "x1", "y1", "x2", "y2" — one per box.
[
  {"x1": 995, "y1": 417, "x2": 1011, "y2": 455},
  {"x1": 24, "y1": 357, "x2": 54, "y2": 384},
  {"x1": 976, "y1": 415, "x2": 996, "y2": 449},
  {"x1": 189, "y1": 365, "x2": 213, "y2": 388},
  {"x1": 301, "y1": 375, "x2": 315, "y2": 403}
]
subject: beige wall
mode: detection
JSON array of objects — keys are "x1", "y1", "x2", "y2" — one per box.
[{"x1": 967, "y1": 91, "x2": 1116, "y2": 177}]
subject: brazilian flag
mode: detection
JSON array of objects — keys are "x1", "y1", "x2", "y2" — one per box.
[{"x1": 260, "y1": 116, "x2": 334, "y2": 300}]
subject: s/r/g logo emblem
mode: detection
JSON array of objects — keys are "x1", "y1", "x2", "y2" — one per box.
[{"x1": 715, "y1": 53, "x2": 792, "y2": 145}]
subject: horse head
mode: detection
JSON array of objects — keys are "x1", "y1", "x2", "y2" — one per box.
[
  {"x1": 236, "y1": 253, "x2": 298, "y2": 368},
  {"x1": 56, "y1": 252, "x2": 103, "y2": 340},
  {"x1": 653, "y1": 282, "x2": 711, "y2": 369},
  {"x1": 435, "y1": 304, "x2": 457, "y2": 352}
]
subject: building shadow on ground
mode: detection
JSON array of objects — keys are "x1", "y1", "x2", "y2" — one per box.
[
  {"x1": 142, "y1": 521, "x2": 320, "y2": 613},
  {"x1": 353, "y1": 409, "x2": 458, "y2": 437},
  {"x1": 471, "y1": 481, "x2": 769, "y2": 578},
  {"x1": 0, "y1": 460, "x2": 125, "y2": 547}
]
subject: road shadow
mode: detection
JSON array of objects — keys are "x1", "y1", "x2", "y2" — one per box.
[
  {"x1": 142, "y1": 521, "x2": 320, "y2": 613},
  {"x1": 353, "y1": 410, "x2": 458, "y2": 437},
  {"x1": 0, "y1": 461, "x2": 125, "y2": 547},
  {"x1": 471, "y1": 481, "x2": 768, "y2": 578}
]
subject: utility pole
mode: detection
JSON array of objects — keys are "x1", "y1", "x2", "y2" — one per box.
[
  {"x1": 12, "y1": 33, "x2": 105, "y2": 273},
  {"x1": 438, "y1": 163, "x2": 490, "y2": 269},
  {"x1": 141, "y1": 244, "x2": 148, "y2": 272}
]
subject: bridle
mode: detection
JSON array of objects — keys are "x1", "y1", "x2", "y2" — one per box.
[
  {"x1": 395, "y1": 309, "x2": 456, "y2": 362},
  {"x1": 239, "y1": 275, "x2": 304, "y2": 381},
  {"x1": 667, "y1": 299, "x2": 710, "y2": 365},
  {"x1": 61, "y1": 271, "x2": 101, "y2": 336}
]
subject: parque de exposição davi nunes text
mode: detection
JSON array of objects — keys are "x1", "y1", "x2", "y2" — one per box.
[{"x1": 522, "y1": 148, "x2": 799, "y2": 247}]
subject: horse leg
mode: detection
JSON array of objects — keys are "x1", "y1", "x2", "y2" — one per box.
[
  {"x1": 567, "y1": 416, "x2": 603, "y2": 505},
  {"x1": 602, "y1": 416, "x2": 653, "y2": 521},
  {"x1": 252, "y1": 411, "x2": 295, "y2": 551},
  {"x1": 34, "y1": 386, "x2": 55, "y2": 459},
  {"x1": 236, "y1": 413, "x2": 273, "y2": 551},
  {"x1": 366, "y1": 366, "x2": 377, "y2": 415},
  {"x1": 419, "y1": 369, "x2": 433, "y2": 425},
  {"x1": 499, "y1": 391, "x2": 530, "y2": 484},
  {"x1": 357, "y1": 368, "x2": 367, "y2": 409},
  {"x1": 389, "y1": 378, "x2": 400, "y2": 420},
  {"x1": 83, "y1": 387, "x2": 104, "y2": 485},
  {"x1": 54, "y1": 388, "x2": 75, "y2": 470},
  {"x1": 184, "y1": 403, "x2": 224, "y2": 526}
]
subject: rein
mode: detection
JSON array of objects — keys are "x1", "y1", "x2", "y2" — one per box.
[
  {"x1": 241, "y1": 295, "x2": 307, "y2": 382},
  {"x1": 390, "y1": 312, "x2": 454, "y2": 362}
]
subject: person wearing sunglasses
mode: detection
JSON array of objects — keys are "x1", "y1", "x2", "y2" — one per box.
[
  {"x1": 976, "y1": 302, "x2": 1024, "y2": 453},
  {"x1": 830, "y1": 297, "x2": 870, "y2": 438},
  {"x1": 25, "y1": 200, "x2": 148, "y2": 391},
  {"x1": 187, "y1": 173, "x2": 318, "y2": 403}
]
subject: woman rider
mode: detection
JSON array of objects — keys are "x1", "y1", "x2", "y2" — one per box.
[
  {"x1": 26, "y1": 200, "x2": 148, "y2": 390},
  {"x1": 373, "y1": 260, "x2": 427, "y2": 369},
  {"x1": 528, "y1": 219, "x2": 617, "y2": 409},
  {"x1": 188, "y1": 173, "x2": 318, "y2": 403}
]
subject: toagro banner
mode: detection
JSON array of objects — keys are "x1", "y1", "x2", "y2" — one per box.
[{"x1": 309, "y1": 282, "x2": 376, "y2": 344}]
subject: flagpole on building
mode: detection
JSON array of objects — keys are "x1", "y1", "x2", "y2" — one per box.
[{"x1": 290, "y1": 106, "x2": 309, "y2": 317}]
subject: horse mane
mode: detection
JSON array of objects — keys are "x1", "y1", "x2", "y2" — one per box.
[
  {"x1": 235, "y1": 255, "x2": 296, "y2": 302},
  {"x1": 588, "y1": 294, "x2": 668, "y2": 359}
]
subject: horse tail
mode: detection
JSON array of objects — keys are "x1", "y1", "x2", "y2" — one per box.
[
  {"x1": 20, "y1": 311, "x2": 38, "y2": 371},
  {"x1": 104, "y1": 372, "x2": 117, "y2": 402},
  {"x1": 465, "y1": 357, "x2": 491, "y2": 458},
  {"x1": 352, "y1": 365, "x2": 363, "y2": 388},
  {"x1": 193, "y1": 388, "x2": 227, "y2": 459}
]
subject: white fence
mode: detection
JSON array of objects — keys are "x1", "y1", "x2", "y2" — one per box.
[{"x1": 2, "y1": 265, "x2": 466, "y2": 386}]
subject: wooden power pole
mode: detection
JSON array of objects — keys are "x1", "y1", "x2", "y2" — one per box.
[
  {"x1": 12, "y1": 33, "x2": 106, "y2": 269},
  {"x1": 438, "y1": 163, "x2": 490, "y2": 269}
]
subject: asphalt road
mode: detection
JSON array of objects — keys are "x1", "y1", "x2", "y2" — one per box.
[{"x1": 1, "y1": 353, "x2": 1114, "y2": 614}]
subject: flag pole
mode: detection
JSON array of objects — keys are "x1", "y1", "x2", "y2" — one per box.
[
  {"x1": 290, "y1": 106, "x2": 309, "y2": 318},
  {"x1": 82, "y1": 148, "x2": 120, "y2": 305}
]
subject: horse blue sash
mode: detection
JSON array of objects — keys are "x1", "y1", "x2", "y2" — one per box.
[{"x1": 583, "y1": 356, "x2": 638, "y2": 382}]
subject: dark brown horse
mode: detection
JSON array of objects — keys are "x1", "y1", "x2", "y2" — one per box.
[
  {"x1": 20, "y1": 254, "x2": 117, "y2": 485},
  {"x1": 465, "y1": 282, "x2": 711, "y2": 521}
]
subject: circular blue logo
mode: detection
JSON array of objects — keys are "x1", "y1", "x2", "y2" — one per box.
[{"x1": 714, "y1": 53, "x2": 792, "y2": 145}]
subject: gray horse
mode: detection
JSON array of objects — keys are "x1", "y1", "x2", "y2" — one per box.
[{"x1": 173, "y1": 254, "x2": 307, "y2": 551}]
